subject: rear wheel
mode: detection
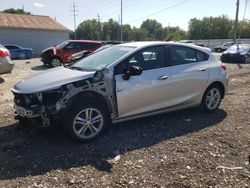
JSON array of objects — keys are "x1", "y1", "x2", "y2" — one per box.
[
  {"x1": 201, "y1": 85, "x2": 222, "y2": 112},
  {"x1": 64, "y1": 102, "x2": 109, "y2": 142},
  {"x1": 50, "y1": 57, "x2": 62, "y2": 68}
]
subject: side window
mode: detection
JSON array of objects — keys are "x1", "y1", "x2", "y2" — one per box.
[
  {"x1": 79, "y1": 43, "x2": 89, "y2": 50},
  {"x1": 5, "y1": 45, "x2": 18, "y2": 50},
  {"x1": 114, "y1": 46, "x2": 165, "y2": 75},
  {"x1": 64, "y1": 42, "x2": 75, "y2": 50},
  {"x1": 196, "y1": 50, "x2": 209, "y2": 62},
  {"x1": 128, "y1": 46, "x2": 165, "y2": 71},
  {"x1": 170, "y1": 46, "x2": 208, "y2": 66}
]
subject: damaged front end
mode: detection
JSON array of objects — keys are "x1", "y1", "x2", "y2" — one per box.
[
  {"x1": 13, "y1": 87, "x2": 67, "y2": 127},
  {"x1": 12, "y1": 68, "x2": 117, "y2": 128}
]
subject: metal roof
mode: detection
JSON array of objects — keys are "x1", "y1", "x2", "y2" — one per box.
[{"x1": 0, "y1": 13, "x2": 69, "y2": 31}]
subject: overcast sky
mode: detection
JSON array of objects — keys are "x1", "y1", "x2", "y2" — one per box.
[{"x1": 0, "y1": 0, "x2": 249, "y2": 31}]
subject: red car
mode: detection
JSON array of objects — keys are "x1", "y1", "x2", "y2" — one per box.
[{"x1": 41, "y1": 40, "x2": 102, "y2": 67}]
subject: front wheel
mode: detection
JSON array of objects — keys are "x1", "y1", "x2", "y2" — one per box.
[
  {"x1": 64, "y1": 102, "x2": 109, "y2": 143},
  {"x1": 201, "y1": 86, "x2": 222, "y2": 112},
  {"x1": 50, "y1": 57, "x2": 62, "y2": 68}
]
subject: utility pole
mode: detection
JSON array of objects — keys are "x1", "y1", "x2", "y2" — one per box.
[
  {"x1": 71, "y1": 2, "x2": 78, "y2": 40},
  {"x1": 233, "y1": 0, "x2": 240, "y2": 43},
  {"x1": 120, "y1": 0, "x2": 123, "y2": 42},
  {"x1": 97, "y1": 13, "x2": 102, "y2": 40}
]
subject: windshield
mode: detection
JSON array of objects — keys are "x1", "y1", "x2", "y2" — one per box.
[
  {"x1": 71, "y1": 46, "x2": 135, "y2": 71},
  {"x1": 56, "y1": 41, "x2": 69, "y2": 49}
]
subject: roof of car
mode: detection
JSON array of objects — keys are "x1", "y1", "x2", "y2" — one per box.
[
  {"x1": 119, "y1": 41, "x2": 211, "y2": 53},
  {"x1": 66, "y1": 40, "x2": 102, "y2": 44}
]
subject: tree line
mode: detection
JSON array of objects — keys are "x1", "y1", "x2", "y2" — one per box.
[
  {"x1": 2, "y1": 9, "x2": 250, "y2": 40},
  {"x1": 72, "y1": 15, "x2": 250, "y2": 41}
]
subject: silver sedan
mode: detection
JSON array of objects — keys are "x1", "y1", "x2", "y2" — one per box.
[{"x1": 12, "y1": 41, "x2": 228, "y2": 142}]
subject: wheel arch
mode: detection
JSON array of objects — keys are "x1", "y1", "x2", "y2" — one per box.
[
  {"x1": 50, "y1": 55, "x2": 63, "y2": 62},
  {"x1": 205, "y1": 81, "x2": 225, "y2": 99},
  {"x1": 67, "y1": 91, "x2": 113, "y2": 115}
]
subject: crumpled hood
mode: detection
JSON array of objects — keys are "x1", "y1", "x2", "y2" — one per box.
[{"x1": 12, "y1": 67, "x2": 95, "y2": 94}]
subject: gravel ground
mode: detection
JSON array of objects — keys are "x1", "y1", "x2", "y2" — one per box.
[{"x1": 0, "y1": 57, "x2": 250, "y2": 188}]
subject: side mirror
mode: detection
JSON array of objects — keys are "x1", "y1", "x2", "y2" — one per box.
[{"x1": 123, "y1": 65, "x2": 142, "y2": 80}]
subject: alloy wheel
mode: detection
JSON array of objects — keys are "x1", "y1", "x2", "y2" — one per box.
[
  {"x1": 73, "y1": 108, "x2": 104, "y2": 139},
  {"x1": 205, "y1": 88, "x2": 221, "y2": 110}
]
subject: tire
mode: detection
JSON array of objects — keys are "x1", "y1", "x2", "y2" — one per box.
[
  {"x1": 64, "y1": 101, "x2": 109, "y2": 143},
  {"x1": 201, "y1": 85, "x2": 222, "y2": 112},
  {"x1": 215, "y1": 48, "x2": 222, "y2": 53},
  {"x1": 18, "y1": 53, "x2": 26, "y2": 59},
  {"x1": 49, "y1": 57, "x2": 62, "y2": 68}
]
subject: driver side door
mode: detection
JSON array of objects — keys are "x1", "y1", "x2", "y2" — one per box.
[{"x1": 114, "y1": 46, "x2": 171, "y2": 118}]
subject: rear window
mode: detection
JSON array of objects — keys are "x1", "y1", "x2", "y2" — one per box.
[{"x1": 170, "y1": 46, "x2": 209, "y2": 66}]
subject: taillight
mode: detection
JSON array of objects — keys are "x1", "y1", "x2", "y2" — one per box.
[
  {"x1": 0, "y1": 50, "x2": 9, "y2": 57},
  {"x1": 221, "y1": 63, "x2": 227, "y2": 71}
]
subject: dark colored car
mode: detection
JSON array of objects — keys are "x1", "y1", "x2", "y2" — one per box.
[
  {"x1": 4, "y1": 44, "x2": 33, "y2": 59},
  {"x1": 220, "y1": 44, "x2": 250, "y2": 63},
  {"x1": 41, "y1": 40, "x2": 103, "y2": 67},
  {"x1": 0, "y1": 44, "x2": 14, "y2": 74}
]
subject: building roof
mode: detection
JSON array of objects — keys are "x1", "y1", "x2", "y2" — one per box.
[{"x1": 0, "y1": 13, "x2": 69, "y2": 31}]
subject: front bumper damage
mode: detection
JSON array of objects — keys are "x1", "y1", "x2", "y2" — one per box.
[
  {"x1": 12, "y1": 69, "x2": 117, "y2": 127},
  {"x1": 13, "y1": 92, "x2": 63, "y2": 127}
]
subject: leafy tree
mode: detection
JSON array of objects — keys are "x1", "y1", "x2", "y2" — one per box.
[
  {"x1": 102, "y1": 19, "x2": 120, "y2": 41},
  {"x1": 188, "y1": 15, "x2": 233, "y2": 39},
  {"x1": 122, "y1": 24, "x2": 133, "y2": 41},
  {"x1": 132, "y1": 27, "x2": 148, "y2": 41},
  {"x1": 140, "y1": 19, "x2": 163, "y2": 40},
  {"x1": 2, "y1": 8, "x2": 31, "y2": 15},
  {"x1": 164, "y1": 26, "x2": 187, "y2": 41},
  {"x1": 238, "y1": 19, "x2": 250, "y2": 38},
  {"x1": 76, "y1": 19, "x2": 101, "y2": 40}
]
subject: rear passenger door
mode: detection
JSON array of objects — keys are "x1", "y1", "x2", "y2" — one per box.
[{"x1": 169, "y1": 45, "x2": 210, "y2": 107}]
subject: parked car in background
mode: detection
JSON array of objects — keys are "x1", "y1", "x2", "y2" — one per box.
[
  {"x1": 12, "y1": 42, "x2": 228, "y2": 142},
  {"x1": 214, "y1": 42, "x2": 235, "y2": 52},
  {"x1": 179, "y1": 40, "x2": 195, "y2": 45},
  {"x1": 41, "y1": 40, "x2": 103, "y2": 67},
  {"x1": 68, "y1": 44, "x2": 114, "y2": 64},
  {"x1": 220, "y1": 44, "x2": 250, "y2": 63},
  {"x1": 4, "y1": 44, "x2": 33, "y2": 59},
  {"x1": 0, "y1": 44, "x2": 14, "y2": 74}
]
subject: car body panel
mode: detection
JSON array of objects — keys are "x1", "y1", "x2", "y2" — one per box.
[
  {"x1": 4, "y1": 45, "x2": 33, "y2": 59},
  {"x1": 169, "y1": 60, "x2": 210, "y2": 107},
  {"x1": 12, "y1": 67, "x2": 95, "y2": 94},
  {"x1": 115, "y1": 67, "x2": 171, "y2": 118}
]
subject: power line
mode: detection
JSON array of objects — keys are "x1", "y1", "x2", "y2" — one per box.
[{"x1": 126, "y1": 0, "x2": 189, "y2": 24}]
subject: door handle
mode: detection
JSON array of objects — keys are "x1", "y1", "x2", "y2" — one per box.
[
  {"x1": 197, "y1": 67, "x2": 207, "y2": 72},
  {"x1": 158, "y1": 75, "x2": 169, "y2": 80}
]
